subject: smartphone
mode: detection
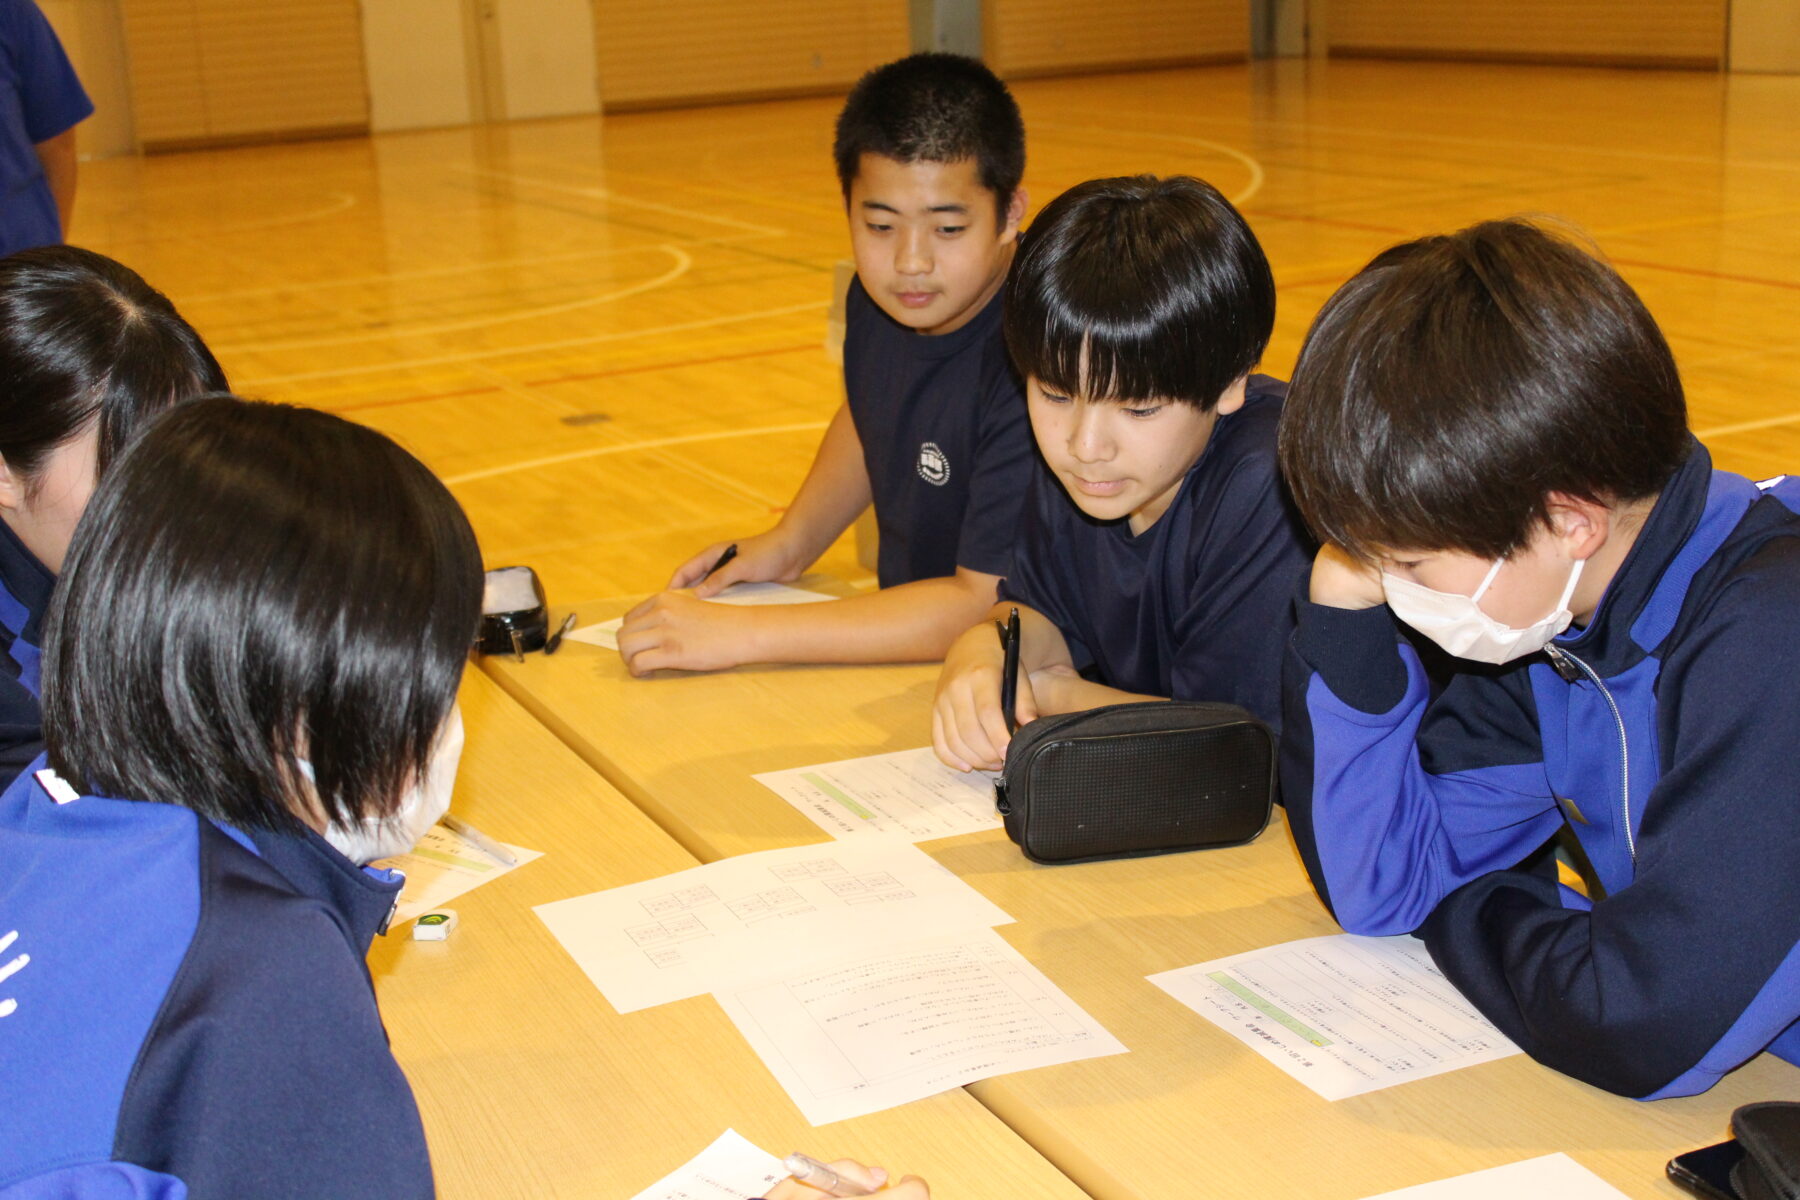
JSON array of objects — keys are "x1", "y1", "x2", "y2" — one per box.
[{"x1": 1666, "y1": 1138, "x2": 1747, "y2": 1200}]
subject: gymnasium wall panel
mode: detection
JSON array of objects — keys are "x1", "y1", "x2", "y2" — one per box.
[
  {"x1": 121, "y1": 0, "x2": 369, "y2": 148},
  {"x1": 987, "y1": 0, "x2": 1250, "y2": 77},
  {"x1": 1327, "y1": 0, "x2": 1727, "y2": 68},
  {"x1": 592, "y1": 1, "x2": 908, "y2": 109}
]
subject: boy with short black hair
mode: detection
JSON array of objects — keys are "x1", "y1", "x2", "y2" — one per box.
[
  {"x1": 932, "y1": 175, "x2": 1313, "y2": 772},
  {"x1": 1278, "y1": 218, "x2": 1800, "y2": 1098},
  {"x1": 619, "y1": 53, "x2": 1033, "y2": 673}
]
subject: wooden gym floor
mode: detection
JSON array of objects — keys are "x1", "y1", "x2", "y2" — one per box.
[{"x1": 70, "y1": 58, "x2": 1800, "y2": 606}]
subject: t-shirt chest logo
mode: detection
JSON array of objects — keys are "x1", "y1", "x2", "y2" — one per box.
[{"x1": 916, "y1": 441, "x2": 951, "y2": 486}]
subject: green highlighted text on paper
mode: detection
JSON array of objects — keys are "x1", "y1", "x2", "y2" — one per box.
[
  {"x1": 803, "y1": 773, "x2": 875, "y2": 820},
  {"x1": 1208, "y1": 971, "x2": 1332, "y2": 1046}
]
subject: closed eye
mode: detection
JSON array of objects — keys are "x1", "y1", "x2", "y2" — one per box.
[{"x1": 1123, "y1": 405, "x2": 1163, "y2": 418}]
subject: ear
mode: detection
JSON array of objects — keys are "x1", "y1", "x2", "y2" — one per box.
[
  {"x1": 0, "y1": 454, "x2": 27, "y2": 514},
  {"x1": 1543, "y1": 492, "x2": 1611, "y2": 561},
  {"x1": 1001, "y1": 187, "x2": 1027, "y2": 242},
  {"x1": 1213, "y1": 374, "x2": 1250, "y2": 416}
]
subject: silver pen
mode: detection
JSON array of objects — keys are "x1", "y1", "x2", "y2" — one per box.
[
  {"x1": 440, "y1": 813, "x2": 519, "y2": 867},
  {"x1": 783, "y1": 1153, "x2": 875, "y2": 1197}
]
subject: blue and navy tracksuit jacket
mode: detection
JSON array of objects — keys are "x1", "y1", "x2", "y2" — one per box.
[
  {"x1": 0, "y1": 518, "x2": 51, "y2": 788},
  {"x1": 0, "y1": 758, "x2": 435, "y2": 1198},
  {"x1": 1281, "y1": 442, "x2": 1800, "y2": 1099}
]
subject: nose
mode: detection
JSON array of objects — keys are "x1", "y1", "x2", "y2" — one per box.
[
  {"x1": 894, "y1": 227, "x2": 930, "y2": 277},
  {"x1": 1068, "y1": 403, "x2": 1112, "y2": 465}
]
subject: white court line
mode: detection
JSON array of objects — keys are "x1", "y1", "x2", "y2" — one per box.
[
  {"x1": 443, "y1": 421, "x2": 829, "y2": 486},
  {"x1": 1031, "y1": 121, "x2": 1266, "y2": 206},
  {"x1": 217, "y1": 247, "x2": 691, "y2": 355},
  {"x1": 460, "y1": 167, "x2": 790, "y2": 237},
  {"x1": 236, "y1": 301, "x2": 824, "y2": 388},
  {"x1": 100, "y1": 191, "x2": 360, "y2": 241},
  {"x1": 179, "y1": 239, "x2": 762, "y2": 304},
  {"x1": 1697, "y1": 412, "x2": 1800, "y2": 439}
]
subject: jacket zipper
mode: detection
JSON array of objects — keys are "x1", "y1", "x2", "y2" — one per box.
[{"x1": 1545, "y1": 643, "x2": 1637, "y2": 865}]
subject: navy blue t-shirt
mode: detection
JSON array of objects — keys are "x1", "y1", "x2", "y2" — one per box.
[
  {"x1": 0, "y1": 0, "x2": 91, "y2": 256},
  {"x1": 842, "y1": 276, "x2": 1033, "y2": 587},
  {"x1": 999, "y1": 377, "x2": 1314, "y2": 733},
  {"x1": 0, "y1": 515, "x2": 51, "y2": 786}
]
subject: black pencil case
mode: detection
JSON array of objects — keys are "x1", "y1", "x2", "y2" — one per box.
[
  {"x1": 1732, "y1": 1102, "x2": 1800, "y2": 1200},
  {"x1": 477, "y1": 565, "x2": 549, "y2": 656},
  {"x1": 993, "y1": 701, "x2": 1275, "y2": 865}
]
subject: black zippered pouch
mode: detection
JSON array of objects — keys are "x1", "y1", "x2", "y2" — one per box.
[
  {"x1": 1733, "y1": 1102, "x2": 1800, "y2": 1200},
  {"x1": 993, "y1": 700, "x2": 1276, "y2": 865}
]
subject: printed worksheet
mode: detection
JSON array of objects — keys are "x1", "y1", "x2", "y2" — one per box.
[
  {"x1": 627, "y1": 1129, "x2": 787, "y2": 1200},
  {"x1": 1358, "y1": 1154, "x2": 1630, "y2": 1199},
  {"x1": 373, "y1": 822, "x2": 542, "y2": 925},
  {"x1": 754, "y1": 747, "x2": 1002, "y2": 842},
  {"x1": 566, "y1": 583, "x2": 837, "y2": 649},
  {"x1": 718, "y1": 928, "x2": 1127, "y2": 1125},
  {"x1": 534, "y1": 839, "x2": 1013, "y2": 1013},
  {"x1": 1147, "y1": 934, "x2": 1520, "y2": 1100}
]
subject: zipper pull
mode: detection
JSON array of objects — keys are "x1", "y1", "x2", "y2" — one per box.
[{"x1": 1545, "y1": 643, "x2": 1583, "y2": 683}]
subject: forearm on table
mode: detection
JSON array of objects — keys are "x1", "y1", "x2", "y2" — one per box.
[{"x1": 750, "y1": 571, "x2": 1001, "y2": 664}]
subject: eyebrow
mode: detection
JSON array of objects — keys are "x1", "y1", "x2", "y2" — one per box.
[{"x1": 859, "y1": 200, "x2": 970, "y2": 215}]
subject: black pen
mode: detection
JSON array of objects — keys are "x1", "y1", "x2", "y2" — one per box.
[
  {"x1": 701, "y1": 543, "x2": 739, "y2": 582},
  {"x1": 544, "y1": 612, "x2": 577, "y2": 655},
  {"x1": 1000, "y1": 606, "x2": 1021, "y2": 736}
]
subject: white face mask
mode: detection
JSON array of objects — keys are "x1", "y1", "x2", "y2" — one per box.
[
  {"x1": 1382, "y1": 558, "x2": 1585, "y2": 665},
  {"x1": 303, "y1": 704, "x2": 465, "y2": 865}
]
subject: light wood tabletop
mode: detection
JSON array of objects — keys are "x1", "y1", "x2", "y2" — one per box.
[
  {"x1": 482, "y1": 623, "x2": 1800, "y2": 1199},
  {"x1": 368, "y1": 666, "x2": 1088, "y2": 1200}
]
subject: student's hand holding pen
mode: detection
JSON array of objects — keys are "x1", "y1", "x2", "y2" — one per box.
[
  {"x1": 668, "y1": 529, "x2": 809, "y2": 598},
  {"x1": 932, "y1": 617, "x2": 1040, "y2": 772},
  {"x1": 763, "y1": 1156, "x2": 930, "y2": 1199}
]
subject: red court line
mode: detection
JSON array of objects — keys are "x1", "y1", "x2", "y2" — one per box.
[
  {"x1": 1610, "y1": 257, "x2": 1800, "y2": 294},
  {"x1": 326, "y1": 341, "x2": 819, "y2": 413}
]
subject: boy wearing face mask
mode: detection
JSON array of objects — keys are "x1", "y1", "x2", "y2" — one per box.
[{"x1": 1277, "y1": 218, "x2": 1800, "y2": 1100}]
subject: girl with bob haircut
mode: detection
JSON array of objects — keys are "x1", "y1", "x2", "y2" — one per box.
[
  {"x1": 0, "y1": 243, "x2": 226, "y2": 787},
  {"x1": 0, "y1": 397, "x2": 931, "y2": 1200},
  {"x1": 1, "y1": 397, "x2": 477, "y2": 1197}
]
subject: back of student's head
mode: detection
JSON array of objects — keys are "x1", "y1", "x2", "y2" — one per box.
[
  {"x1": 1279, "y1": 218, "x2": 1689, "y2": 560},
  {"x1": 43, "y1": 397, "x2": 482, "y2": 833},
  {"x1": 1004, "y1": 174, "x2": 1274, "y2": 410},
  {"x1": 0, "y1": 245, "x2": 226, "y2": 485},
  {"x1": 833, "y1": 52, "x2": 1025, "y2": 217}
]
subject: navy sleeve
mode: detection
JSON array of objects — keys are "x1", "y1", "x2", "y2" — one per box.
[
  {"x1": 1166, "y1": 451, "x2": 1312, "y2": 729},
  {"x1": 6, "y1": 0, "x2": 91, "y2": 143},
  {"x1": 1420, "y1": 544, "x2": 1800, "y2": 1098},
  {"x1": 113, "y1": 823, "x2": 434, "y2": 1199},
  {"x1": 952, "y1": 344, "x2": 1033, "y2": 577},
  {"x1": 1280, "y1": 595, "x2": 1560, "y2": 935},
  {"x1": 997, "y1": 467, "x2": 1095, "y2": 673}
]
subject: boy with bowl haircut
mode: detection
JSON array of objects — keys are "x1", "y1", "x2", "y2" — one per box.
[
  {"x1": 1277, "y1": 219, "x2": 1800, "y2": 1098},
  {"x1": 932, "y1": 175, "x2": 1314, "y2": 772},
  {"x1": 619, "y1": 53, "x2": 1033, "y2": 674}
]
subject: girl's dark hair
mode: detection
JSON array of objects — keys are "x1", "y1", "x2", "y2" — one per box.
[
  {"x1": 1004, "y1": 175, "x2": 1274, "y2": 409},
  {"x1": 834, "y1": 52, "x2": 1025, "y2": 222},
  {"x1": 0, "y1": 245, "x2": 226, "y2": 486},
  {"x1": 1278, "y1": 219, "x2": 1690, "y2": 560},
  {"x1": 43, "y1": 398, "x2": 483, "y2": 832}
]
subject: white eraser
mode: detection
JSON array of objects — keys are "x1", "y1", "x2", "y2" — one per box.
[{"x1": 411, "y1": 909, "x2": 458, "y2": 940}]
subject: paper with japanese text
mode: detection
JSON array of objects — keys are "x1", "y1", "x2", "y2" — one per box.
[
  {"x1": 627, "y1": 1129, "x2": 786, "y2": 1200},
  {"x1": 534, "y1": 839, "x2": 1012, "y2": 1013},
  {"x1": 1357, "y1": 1154, "x2": 1630, "y2": 1199},
  {"x1": 754, "y1": 747, "x2": 1001, "y2": 842},
  {"x1": 374, "y1": 822, "x2": 542, "y2": 926},
  {"x1": 719, "y1": 928, "x2": 1127, "y2": 1125},
  {"x1": 1147, "y1": 934, "x2": 1520, "y2": 1100}
]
